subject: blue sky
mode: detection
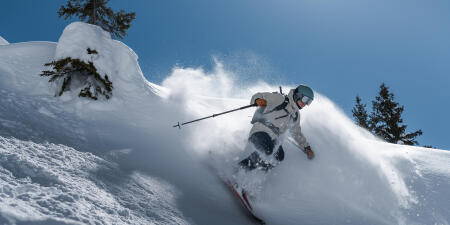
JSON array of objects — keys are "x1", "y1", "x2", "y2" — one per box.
[{"x1": 1, "y1": 0, "x2": 449, "y2": 149}]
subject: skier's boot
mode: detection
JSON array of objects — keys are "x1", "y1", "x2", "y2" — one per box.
[{"x1": 239, "y1": 151, "x2": 273, "y2": 171}]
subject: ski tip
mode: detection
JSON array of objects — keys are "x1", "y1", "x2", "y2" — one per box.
[{"x1": 252, "y1": 215, "x2": 266, "y2": 225}]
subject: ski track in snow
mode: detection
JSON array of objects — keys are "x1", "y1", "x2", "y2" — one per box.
[{"x1": 0, "y1": 22, "x2": 449, "y2": 225}]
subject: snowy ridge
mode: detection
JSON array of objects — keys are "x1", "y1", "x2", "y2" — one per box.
[
  {"x1": 0, "y1": 41, "x2": 56, "y2": 95},
  {"x1": 0, "y1": 36, "x2": 8, "y2": 45}
]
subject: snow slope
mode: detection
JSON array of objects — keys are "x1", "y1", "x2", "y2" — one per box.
[
  {"x1": 0, "y1": 137, "x2": 187, "y2": 225},
  {"x1": 0, "y1": 22, "x2": 449, "y2": 225}
]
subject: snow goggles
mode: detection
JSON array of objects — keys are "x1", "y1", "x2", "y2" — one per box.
[{"x1": 301, "y1": 95, "x2": 313, "y2": 105}]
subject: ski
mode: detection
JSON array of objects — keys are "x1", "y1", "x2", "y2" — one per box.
[{"x1": 226, "y1": 179, "x2": 266, "y2": 224}]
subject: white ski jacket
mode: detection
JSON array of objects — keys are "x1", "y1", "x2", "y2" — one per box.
[{"x1": 249, "y1": 89, "x2": 310, "y2": 149}]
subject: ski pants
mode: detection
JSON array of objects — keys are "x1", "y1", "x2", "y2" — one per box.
[{"x1": 239, "y1": 131, "x2": 285, "y2": 171}]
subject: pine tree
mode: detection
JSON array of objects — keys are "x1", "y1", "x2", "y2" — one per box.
[
  {"x1": 352, "y1": 95, "x2": 371, "y2": 130},
  {"x1": 40, "y1": 48, "x2": 113, "y2": 100},
  {"x1": 369, "y1": 83, "x2": 422, "y2": 145},
  {"x1": 58, "y1": 0, "x2": 135, "y2": 39}
]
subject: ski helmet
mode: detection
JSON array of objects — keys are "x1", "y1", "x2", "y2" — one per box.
[{"x1": 293, "y1": 84, "x2": 314, "y2": 109}]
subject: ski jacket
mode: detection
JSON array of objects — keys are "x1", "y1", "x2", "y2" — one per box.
[{"x1": 249, "y1": 89, "x2": 310, "y2": 149}]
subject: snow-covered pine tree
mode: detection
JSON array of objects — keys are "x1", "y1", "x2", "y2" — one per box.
[
  {"x1": 369, "y1": 83, "x2": 422, "y2": 145},
  {"x1": 40, "y1": 48, "x2": 112, "y2": 100},
  {"x1": 352, "y1": 95, "x2": 371, "y2": 130},
  {"x1": 57, "y1": 0, "x2": 135, "y2": 39}
]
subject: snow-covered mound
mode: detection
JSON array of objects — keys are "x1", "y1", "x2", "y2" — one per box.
[
  {"x1": 0, "y1": 22, "x2": 163, "y2": 149},
  {"x1": 0, "y1": 22, "x2": 449, "y2": 225},
  {"x1": 54, "y1": 22, "x2": 153, "y2": 100},
  {"x1": 0, "y1": 36, "x2": 8, "y2": 45},
  {"x1": 0, "y1": 136, "x2": 188, "y2": 225}
]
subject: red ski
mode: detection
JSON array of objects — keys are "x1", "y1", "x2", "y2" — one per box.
[{"x1": 226, "y1": 179, "x2": 266, "y2": 224}]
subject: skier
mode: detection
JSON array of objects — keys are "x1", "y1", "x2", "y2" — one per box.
[{"x1": 239, "y1": 84, "x2": 315, "y2": 171}]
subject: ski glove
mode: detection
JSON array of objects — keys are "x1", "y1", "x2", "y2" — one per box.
[
  {"x1": 255, "y1": 98, "x2": 267, "y2": 107},
  {"x1": 304, "y1": 146, "x2": 315, "y2": 160}
]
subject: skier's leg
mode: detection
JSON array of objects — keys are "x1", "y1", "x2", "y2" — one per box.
[
  {"x1": 248, "y1": 132, "x2": 275, "y2": 156},
  {"x1": 239, "y1": 132, "x2": 276, "y2": 171}
]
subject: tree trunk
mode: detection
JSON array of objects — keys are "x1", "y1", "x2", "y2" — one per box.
[{"x1": 93, "y1": 0, "x2": 96, "y2": 24}]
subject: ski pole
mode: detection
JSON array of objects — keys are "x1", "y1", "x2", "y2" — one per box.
[{"x1": 173, "y1": 103, "x2": 257, "y2": 129}]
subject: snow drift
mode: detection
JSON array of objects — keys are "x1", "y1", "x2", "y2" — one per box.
[{"x1": 0, "y1": 22, "x2": 449, "y2": 225}]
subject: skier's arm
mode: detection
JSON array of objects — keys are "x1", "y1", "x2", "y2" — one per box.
[{"x1": 290, "y1": 122, "x2": 315, "y2": 160}]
